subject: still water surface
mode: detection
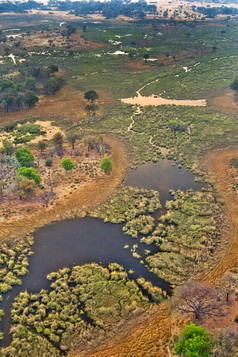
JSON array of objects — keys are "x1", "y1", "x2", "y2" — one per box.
[{"x1": 0, "y1": 159, "x2": 207, "y2": 346}]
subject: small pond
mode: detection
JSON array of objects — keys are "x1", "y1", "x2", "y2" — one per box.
[
  {"x1": 0, "y1": 159, "x2": 207, "y2": 347},
  {"x1": 125, "y1": 159, "x2": 205, "y2": 205}
]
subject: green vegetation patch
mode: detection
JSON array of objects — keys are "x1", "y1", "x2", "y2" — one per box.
[
  {"x1": 2, "y1": 263, "x2": 149, "y2": 356},
  {"x1": 91, "y1": 186, "x2": 161, "y2": 223},
  {"x1": 143, "y1": 190, "x2": 222, "y2": 285},
  {"x1": 123, "y1": 215, "x2": 155, "y2": 238}
]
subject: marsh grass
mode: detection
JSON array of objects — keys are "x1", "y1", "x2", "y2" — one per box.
[
  {"x1": 143, "y1": 190, "x2": 222, "y2": 285},
  {"x1": 2, "y1": 263, "x2": 150, "y2": 356}
]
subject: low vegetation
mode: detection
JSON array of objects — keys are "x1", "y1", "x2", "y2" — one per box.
[
  {"x1": 174, "y1": 323, "x2": 213, "y2": 357},
  {"x1": 90, "y1": 186, "x2": 161, "y2": 224},
  {"x1": 174, "y1": 322, "x2": 238, "y2": 357},
  {"x1": 143, "y1": 190, "x2": 222, "y2": 285},
  {"x1": 1, "y1": 263, "x2": 149, "y2": 356}
]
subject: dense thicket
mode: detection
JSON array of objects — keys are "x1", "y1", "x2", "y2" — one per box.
[{"x1": 0, "y1": 64, "x2": 64, "y2": 112}]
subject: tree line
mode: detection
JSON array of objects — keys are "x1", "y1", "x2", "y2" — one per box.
[
  {"x1": 0, "y1": 63, "x2": 65, "y2": 112},
  {"x1": 55, "y1": 0, "x2": 157, "y2": 19}
]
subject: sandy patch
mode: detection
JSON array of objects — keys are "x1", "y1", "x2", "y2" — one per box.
[
  {"x1": 122, "y1": 77, "x2": 206, "y2": 107},
  {"x1": 121, "y1": 93, "x2": 206, "y2": 107},
  {"x1": 30, "y1": 120, "x2": 64, "y2": 144},
  {"x1": 0, "y1": 120, "x2": 64, "y2": 148}
]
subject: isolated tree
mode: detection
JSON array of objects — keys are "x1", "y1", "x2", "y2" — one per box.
[
  {"x1": 143, "y1": 53, "x2": 150, "y2": 60},
  {"x1": 18, "y1": 167, "x2": 41, "y2": 185},
  {"x1": 37, "y1": 140, "x2": 47, "y2": 154},
  {"x1": 175, "y1": 323, "x2": 212, "y2": 357},
  {"x1": 15, "y1": 147, "x2": 34, "y2": 167},
  {"x1": 173, "y1": 281, "x2": 225, "y2": 321},
  {"x1": 67, "y1": 133, "x2": 79, "y2": 150},
  {"x1": 84, "y1": 90, "x2": 99, "y2": 103},
  {"x1": 41, "y1": 190, "x2": 54, "y2": 207},
  {"x1": 18, "y1": 177, "x2": 36, "y2": 200},
  {"x1": 100, "y1": 157, "x2": 113, "y2": 173},
  {"x1": 2, "y1": 139, "x2": 14, "y2": 156},
  {"x1": 61, "y1": 158, "x2": 75, "y2": 171},
  {"x1": 53, "y1": 132, "x2": 64, "y2": 148}
]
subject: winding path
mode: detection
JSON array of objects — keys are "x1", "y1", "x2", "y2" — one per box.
[{"x1": 121, "y1": 77, "x2": 206, "y2": 107}]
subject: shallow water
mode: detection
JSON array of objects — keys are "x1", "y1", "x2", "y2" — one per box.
[
  {"x1": 125, "y1": 159, "x2": 205, "y2": 205},
  {"x1": 0, "y1": 160, "x2": 207, "y2": 347}
]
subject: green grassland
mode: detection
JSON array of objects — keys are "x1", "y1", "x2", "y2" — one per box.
[{"x1": 0, "y1": 15, "x2": 238, "y2": 355}]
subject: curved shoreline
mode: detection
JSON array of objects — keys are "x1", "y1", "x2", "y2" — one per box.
[
  {"x1": 0, "y1": 135, "x2": 128, "y2": 241},
  {"x1": 69, "y1": 146, "x2": 238, "y2": 357}
]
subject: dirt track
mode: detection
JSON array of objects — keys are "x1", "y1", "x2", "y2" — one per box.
[
  {"x1": 202, "y1": 147, "x2": 238, "y2": 282},
  {"x1": 69, "y1": 147, "x2": 238, "y2": 357}
]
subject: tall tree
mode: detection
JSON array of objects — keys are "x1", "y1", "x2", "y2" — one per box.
[
  {"x1": 84, "y1": 90, "x2": 99, "y2": 103},
  {"x1": 173, "y1": 281, "x2": 225, "y2": 321}
]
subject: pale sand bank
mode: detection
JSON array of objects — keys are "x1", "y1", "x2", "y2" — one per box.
[{"x1": 121, "y1": 94, "x2": 206, "y2": 107}]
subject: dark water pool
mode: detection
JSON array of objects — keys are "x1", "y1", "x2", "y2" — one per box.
[
  {"x1": 125, "y1": 159, "x2": 205, "y2": 206},
  {"x1": 0, "y1": 159, "x2": 207, "y2": 347}
]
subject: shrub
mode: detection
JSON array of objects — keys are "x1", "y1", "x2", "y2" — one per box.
[
  {"x1": 174, "y1": 323, "x2": 212, "y2": 357},
  {"x1": 15, "y1": 147, "x2": 34, "y2": 167},
  {"x1": 231, "y1": 76, "x2": 238, "y2": 91},
  {"x1": 18, "y1": 178, "x2": 36, "y2": 199},
  {"x1": 52, "y1": 132, "x2": 63, "y2": 148},
  {"x1": 18, "y1": 123, "x2": 41, "y2": 136},
  {"x1": 45, "y1": 158, "x2": 53, "y2": 167},
  {"x1": 100, "y1": 157, "x2": 113, "y2": 173},
  {"x1": 18, "y1": 167, "x2": 41, "y2": 185},
  {"x1": 230, "y1": 158, "x2": 238, "y2": 170},
  {"x1": 61, "y1": 158, "x2": 75, "y2": 171}
]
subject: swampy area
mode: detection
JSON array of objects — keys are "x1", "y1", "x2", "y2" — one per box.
[{"x1": 0, "y1": 5, "x2": 238, "y2": 356}]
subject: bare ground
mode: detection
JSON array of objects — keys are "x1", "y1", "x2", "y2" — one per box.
[
  {"x1": 0, "y1": 84, "x2": 116, "y2": 127},
  {"x1": 201, "y1": 147, "x2": 238, "y2": 283},
  {"x1": 0, "y1": 135, "x2": 127, "y2": 241}
]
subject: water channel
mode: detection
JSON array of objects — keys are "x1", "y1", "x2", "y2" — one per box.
[{"x1": 0, "y1": 158, "x2": 207, "y2": 347}]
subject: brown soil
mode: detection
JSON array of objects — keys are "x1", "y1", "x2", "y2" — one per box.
[
  {"x1": 209, "y1": 90, "x2": 238, "y2": 115},
  {"x1": 21, "y1": 29, "x2": 106, "y2": 51},
  {"x1": 201, "y1": 147, "x2": 238, "y2": 283},
  {"x1": 69, "y1": 303, "x2": 187, "y2": 357},
  {"x1": 0, "y1": 84, "x2": 116, "y2": 127},
  {"x1": 0, "y1": 135, "x2": 127, "y2": 241}
]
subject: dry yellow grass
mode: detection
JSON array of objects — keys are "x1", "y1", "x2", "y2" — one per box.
[{"x1": 0, "y1": 135, "x2": 127, "y2": 241}]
